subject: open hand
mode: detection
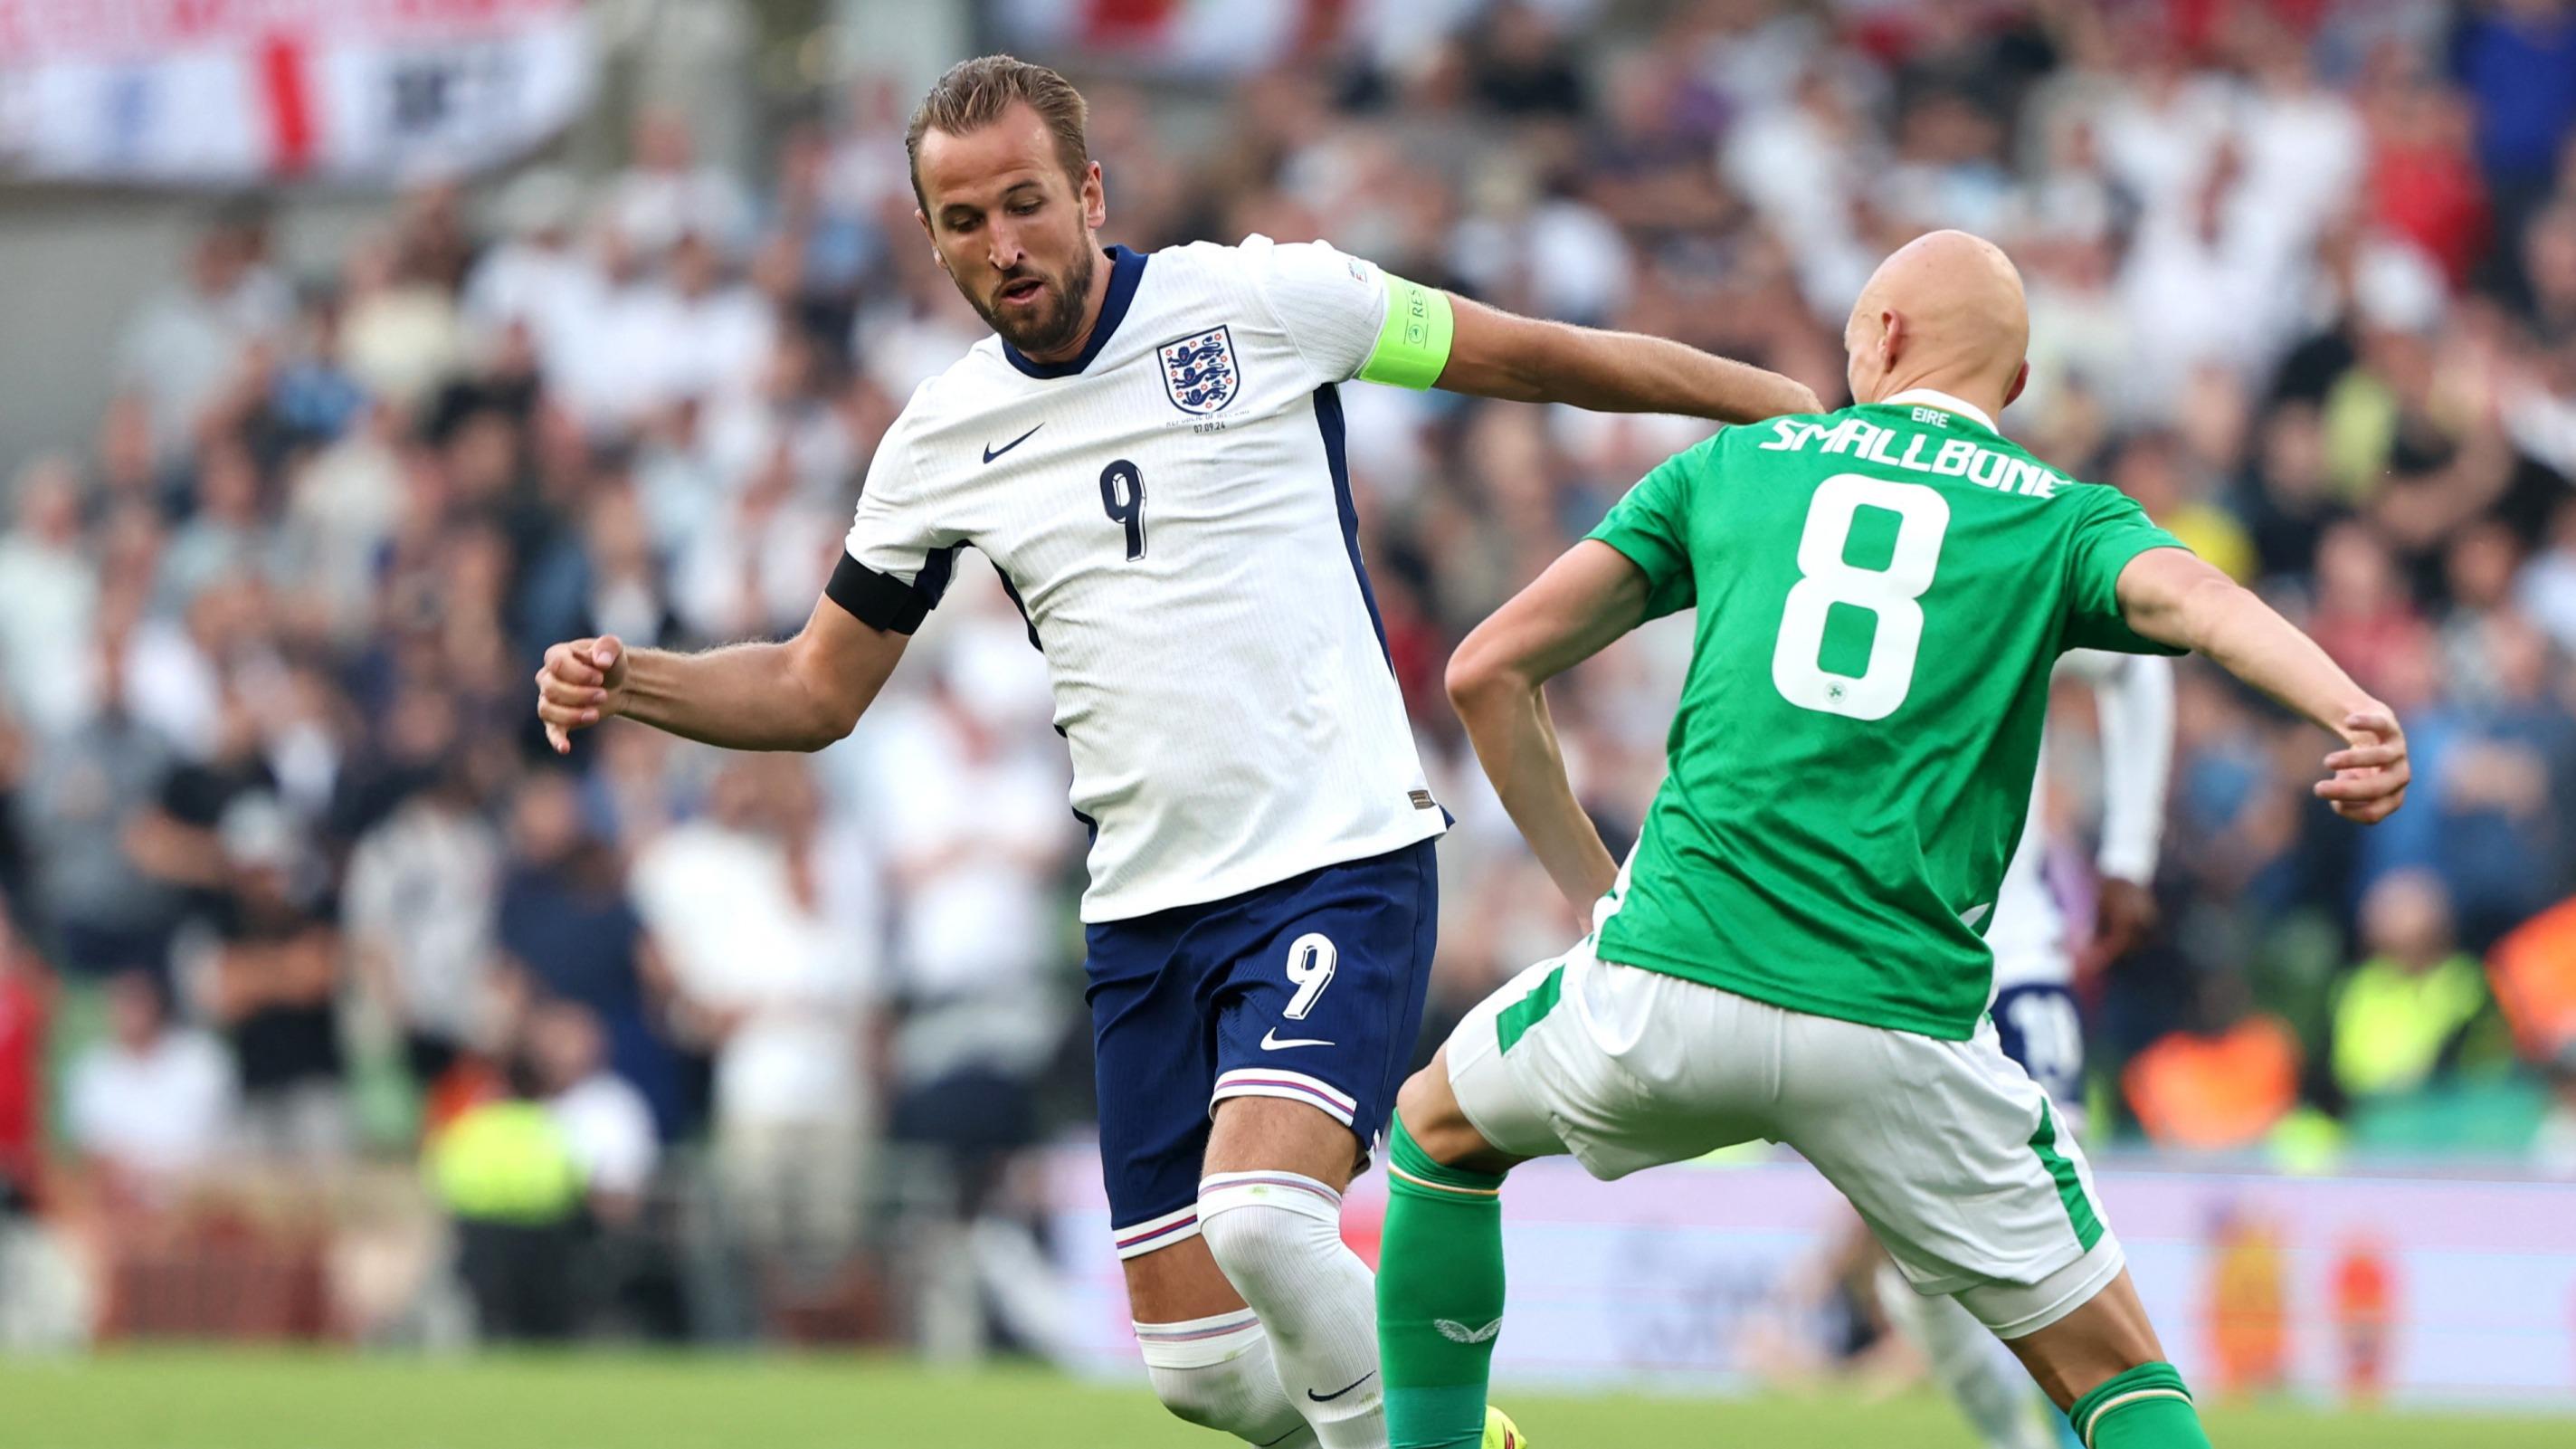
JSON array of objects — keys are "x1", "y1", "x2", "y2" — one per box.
[
  {"x1": 536, "y1": 635, "x2": 628, "y2": 755},
  {"x1": 2315, "y1": 708, "x2": 2409, "y2": 825}
]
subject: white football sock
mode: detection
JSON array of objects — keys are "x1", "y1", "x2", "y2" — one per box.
[
  {"x1": 1136, "y1": 1307, "x2": 1319, "y2": 1447},
  {"x1": 1877, "y1": 1259, "x2": 2052, "y2": 1449},
  {"x1": 1199, "y1": 1171, "x2": 1385, "y2": 1449}
]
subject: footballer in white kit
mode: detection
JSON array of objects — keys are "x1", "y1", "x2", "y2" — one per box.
[{"x1": 537, "y1": 55, "x2": 1816, "y2": 1449}]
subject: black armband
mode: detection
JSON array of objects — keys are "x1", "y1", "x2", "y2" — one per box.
[{"x1": 824, "y1": 548, "x2": 957, "y2": 634}]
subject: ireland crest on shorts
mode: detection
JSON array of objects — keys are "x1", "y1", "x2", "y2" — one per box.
[{"x1": 1160, "y1": 326, "x2": 1239, "y2": 415}]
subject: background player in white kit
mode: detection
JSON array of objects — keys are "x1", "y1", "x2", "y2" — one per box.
[
  {"x1": 1878, "y1": 652, "x2": 2174, "y2": 1449},
  {"x1": 536, "y1": 55, "x2": 1818, "y2": 1449}
]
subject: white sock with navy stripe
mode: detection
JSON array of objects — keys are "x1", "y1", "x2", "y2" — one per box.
[
  {"x1": 1136, "y1": 1308, "x2": 1318, "y2": 1447},
  {"x1": 1199, "y1": 1171, "x2": 1383, "y2": 1449}
]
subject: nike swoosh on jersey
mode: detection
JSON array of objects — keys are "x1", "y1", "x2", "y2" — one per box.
[
  {"x1": 1307, "y1": 1371, "x2": 1376, "y2": 1403},
  {"x1": 982, "y1": 424, "x2": 1042, "y2": 463},
  {"x1": 1259, "y1": 1028, "x2": 1336, "y2": 1051}
]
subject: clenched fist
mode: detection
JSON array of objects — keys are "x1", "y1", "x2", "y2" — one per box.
[{"x1": 536, "y1": 635, "x2": 628, "y2": 754}]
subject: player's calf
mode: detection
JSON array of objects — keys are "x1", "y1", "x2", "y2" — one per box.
[
  {"x1": 1126, "y1": 1237, "x2": 1319, "y2": 1446},
  {"x1": 1998, "y1": 1270, "x2": 2209, "y2": 1448},
  {"x1": 1376, "y1": 1057, "x2": 1527, "y2": 1449},
  {"x1": 1137, "y1": 1306, "x2": 1320, "y2": 1447}
]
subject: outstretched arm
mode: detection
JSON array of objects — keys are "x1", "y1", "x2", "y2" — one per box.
[
  {"x1": 1436, "y1": 294, "x2": 1822, "y2": 424},
  {"x1": 536, "y1": 593, "x2": 907, "y2": 755},
  {"x1": 2114, "y1": 549, "x2": 2408, "y2": 824},
  {"x1": 1447, "y1": 540, "x2": 1658, "y2": 910}
]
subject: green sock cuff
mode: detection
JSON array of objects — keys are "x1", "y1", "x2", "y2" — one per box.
[
  {"x1": 2069, "y1": 1362, "x2": 2192, "y2": 1443},
  {"x1": 1385, "y1": 1386, "x2": 1488, "y2": 1449},
  {"x1": 1387, "y1": 1113, "x2": 1506, "y2": 1194}
]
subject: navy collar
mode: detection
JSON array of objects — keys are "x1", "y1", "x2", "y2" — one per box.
[{"x1": 1001, "y1": 244, "x2": 1147, "y2": 379}]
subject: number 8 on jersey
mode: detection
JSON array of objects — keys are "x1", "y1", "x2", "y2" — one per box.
[{"x1": 1772, "y1": 473, "x2": 1952, "y2": 720}]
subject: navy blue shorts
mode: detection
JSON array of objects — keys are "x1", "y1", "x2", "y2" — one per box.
[{"x1": 1086, "y1": 839, "x2": 1438, "y2": 1260}]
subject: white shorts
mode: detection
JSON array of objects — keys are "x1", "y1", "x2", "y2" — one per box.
[{"x1": 1443, "y1": 941, "x2": 2125, "y2": 1339}]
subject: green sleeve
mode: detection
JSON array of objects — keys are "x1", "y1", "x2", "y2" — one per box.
[
  {"x1": 2061, "y1": 485, "x2": 2191, "y2": 655},
  {"x1": 1585, "y1": 434, "x2": 1714, "y2": 621}
]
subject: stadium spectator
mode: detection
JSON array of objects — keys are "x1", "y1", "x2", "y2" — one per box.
[
  {"x1": 529, "y1": 996, "x2": 684, "y2": 1339},
  {"x1": 2434, "y1": 611, "x2": 2576, "y2": 948},
  {"x1": 113, "y1": 205, "x2": 293, "y2": 463},
  {"x1": 2451, "y1": 0, "x2": 2576, "y2": 257},
  {"x1": 20, "y1": 632, "x2": 184, "y2": 979},
  {"x1": 2124, "y1": 1002, "x2": 2305, "y2": 1151},
  {"x1": 0, "y1": 913, "x2": 47, "y2": 1214},
  {"x1": 343, "y1": 753, "x2": 502, "y2": 1099},
  {"x1": 630, "y1": 756, "x2": 879, "y2": 1283},
  {"x1": 865, "y1": 643, "x2": 1075, "y2": 1357},
  {"x1": 63, "y1": 971, "x2": 234, "y2": 1197},
  {"x1": 337, "y1": 230, "x2": 467, "y2": 415},
  {"x1": 0, "y1": 459, "x2": 100, "y2": 739},
  {"x1": 2490, "y1": 891, "x2": 2576, "y2": 1060},
  {"x1": 491, "y1": 771, "x2": 678, "y2": 1132},
  {"x1": 605, "y1": 109, "x2": 753, "y2": 262},
  {"x1": 430, "y1": 1053, "x2": 585, "y2": 1342},
  {"x1": 531, "y1": 998, "x2": 659, "y2": 1221},
  {"x1": 201, "y1": 797, "x2": 347, "y2": 1162},
  {"x1": 2327, "y1": 870, "x2": 2501, "y2": 1110}
]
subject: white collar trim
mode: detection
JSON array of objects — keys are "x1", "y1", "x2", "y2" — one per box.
[{"x1": 1884, "y1": 388, "x2": 1997, "y2": 433}]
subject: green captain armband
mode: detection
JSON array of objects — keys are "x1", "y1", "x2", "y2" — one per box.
[{"x1": 1356, "y1": 272, "x2": 1455, "y2": 389}]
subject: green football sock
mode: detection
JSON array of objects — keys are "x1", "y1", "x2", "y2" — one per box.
[
  {"x1": 1376, "y1": 1114, "x2": 1507, "y2": 1449},
  {"x1": 2067, "y1": 1362, "x2": 2210, "y2": 1448}
]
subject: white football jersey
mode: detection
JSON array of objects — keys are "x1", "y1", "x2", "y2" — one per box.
[
  {"x1": 1986, "y1": 650, "x2": 2175, "y2": 990},
  {"x1": 832, "y1": 237, "x2": 1444, "y2": 922}
]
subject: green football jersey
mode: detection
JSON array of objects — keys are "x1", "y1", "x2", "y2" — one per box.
[{"x1": 1583, "y1": 392, "x2": 2187, "y2": 1040}]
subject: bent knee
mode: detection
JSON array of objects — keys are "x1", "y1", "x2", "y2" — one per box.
[
  {"x1": 1196, "y1": 1170, "x2": 1346, "y2": 1283},
  {"x1": 1394, "y1": 1055, "x2": 1502, "y2": 1169}
]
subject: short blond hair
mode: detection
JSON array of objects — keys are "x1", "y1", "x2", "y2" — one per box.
[{"x1": 905, "y1": 54, "x2": 1090, "y2": 209}]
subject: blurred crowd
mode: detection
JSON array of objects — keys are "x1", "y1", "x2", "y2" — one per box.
[{"x1": 5, "y1": 0, "x2": 2576, "y2": 1347}]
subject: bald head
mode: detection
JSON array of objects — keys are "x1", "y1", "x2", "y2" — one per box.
[{"x1": 1844, "y1": 230, "x2": 2029, "y2": 415}]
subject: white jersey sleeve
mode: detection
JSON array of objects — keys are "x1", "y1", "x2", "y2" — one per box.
[
  {"x1": 832, "y1": 409, "x2": 966, "y2": 634},
  {"x1": 1238, "y1": 234, "x2": 1456, "y2": 390},
  {"x1": 2065, "y1": 650, "x2": 2174, "y2": 884},
  {"x1": 1238, "y1": 234, "x2": 1387, "y2": 384}
]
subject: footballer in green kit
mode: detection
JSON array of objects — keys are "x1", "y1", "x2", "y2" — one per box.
[
  {"x1": 1374, "y1": 232, "x2": 2414, "y2": 1449},
  {"x1": 1578, "y1": 385, "x2": 2180, "y2": 1042}
]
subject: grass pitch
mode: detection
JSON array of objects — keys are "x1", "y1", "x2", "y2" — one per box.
[{"x1": 0, "y1": 1350, "x2": 2565, "y2": 1448}]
